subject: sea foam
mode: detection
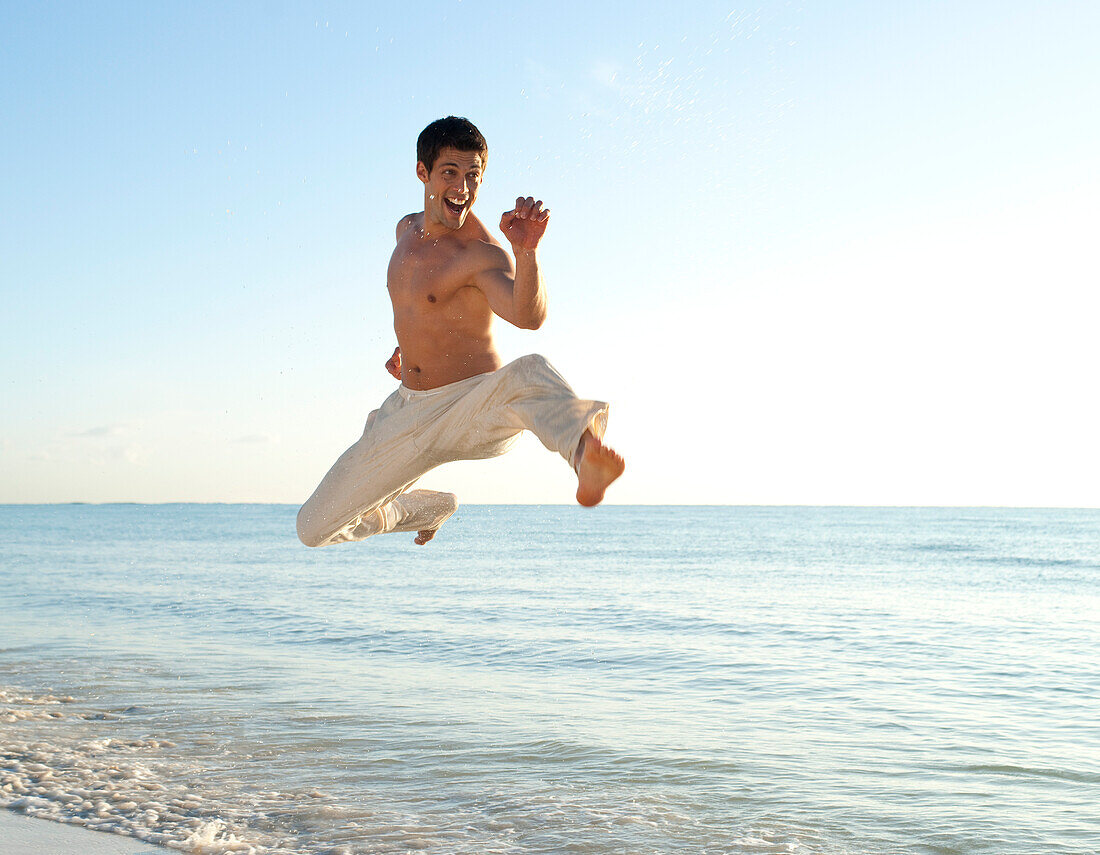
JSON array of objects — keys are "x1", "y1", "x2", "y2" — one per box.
[{"x1": 2, "y1": 687, "x2": 273, "y2": 854}]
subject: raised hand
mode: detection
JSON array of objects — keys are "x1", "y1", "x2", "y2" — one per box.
[
  {"x1": 500, "y1": 196, "x2": 550, "y2": 251},
  {"x1": 384, "y1": 346, "x2": 401, "y2": 381}
]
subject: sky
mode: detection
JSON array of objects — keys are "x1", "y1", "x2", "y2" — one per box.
[{"x1": 2, "y1": 1, "x2": 1098, "y2": 506}]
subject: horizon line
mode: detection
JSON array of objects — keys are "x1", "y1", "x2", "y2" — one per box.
[{"x1": 2, "y1": 502, "x2": 1098, "y2": 511}]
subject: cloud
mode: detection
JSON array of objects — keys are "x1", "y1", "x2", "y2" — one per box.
[
  {"x1": 24, "y1": 440, "x2": 146, "y2": 466},
  {"x1": 109, "y1": 445, "x2": 146, "y2": 465},
  {"x1": 69, "y1": 423, "x2": 138, "y2": 439},
  {"x1": 232, "y1": 433, "x2": 279, "y2": 446}
]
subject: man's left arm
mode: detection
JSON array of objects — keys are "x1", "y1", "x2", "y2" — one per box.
[{"x1": 474, "y1": 196, "x2": 550, "y2": 330}]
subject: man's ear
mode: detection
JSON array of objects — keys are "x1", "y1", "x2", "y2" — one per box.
[{"x1": 416, "y1": 161, "x2": 429, "y2": 184}]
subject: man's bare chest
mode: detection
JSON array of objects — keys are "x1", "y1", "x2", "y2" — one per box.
[{"x1": 388, "y1": 241, "x2": 476, "y2": 305}]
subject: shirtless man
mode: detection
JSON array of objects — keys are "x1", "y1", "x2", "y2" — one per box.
[{"x1": 297, "y1": 117, "x2": 624, "y2": 548}]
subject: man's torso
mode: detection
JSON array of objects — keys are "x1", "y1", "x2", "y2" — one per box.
[{"x1": 387, "y1": 212, "x2": 503, "y2": 390}]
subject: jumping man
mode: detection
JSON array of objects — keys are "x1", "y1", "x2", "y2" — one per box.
[{"x1": 297, "y1": 117, "x2": 624, "y2": 547}]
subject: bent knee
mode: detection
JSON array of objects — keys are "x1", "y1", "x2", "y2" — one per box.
[
  {"x1": 298, "y1": 531, "x2": 327, "y2": 548},
  {"x1": 296, "y1": 507, "x2": 329, "y2": 548},
  {"x1": 510, "y1": 353, "x2": 557, "y2": 385},
  {"x1": 515, "y1": 353, "x2": 551, "y2": 372},
  {"x1": 513, "y1": 352, "x2": 571, "y2": 392}
]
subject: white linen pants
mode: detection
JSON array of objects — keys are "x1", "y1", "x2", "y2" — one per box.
[{"x1": 297, "y1": 354, "x2": 608, "y2": 547}]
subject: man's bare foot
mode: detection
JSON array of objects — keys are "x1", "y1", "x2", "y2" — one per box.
[
  {"x1": 575, "y1": 433, "x2": 625, "y2": 507},
  {"x1": 414, "y1": 529, "x2": 437, "y2": 545}
]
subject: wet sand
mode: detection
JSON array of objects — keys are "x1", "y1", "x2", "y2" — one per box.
[{"x1": 0, "y1": 810, "x2": 168, "y2": 854}]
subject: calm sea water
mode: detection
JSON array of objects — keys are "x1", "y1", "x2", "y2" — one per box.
[{"x1": 1, "y1": 505, "x2": 1098, "y2": 854}]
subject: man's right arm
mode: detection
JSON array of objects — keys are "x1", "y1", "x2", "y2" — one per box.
[
  {"x1": 385, "y1": 347, "x2": 401, "y2": 380},
  {"x1": 386, "y1": 216, "x2": 417, "y2": 380}
]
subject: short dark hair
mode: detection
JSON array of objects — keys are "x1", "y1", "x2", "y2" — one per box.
[{"x1": 417, "y1": 116, "x2": 488, "y2": 173}]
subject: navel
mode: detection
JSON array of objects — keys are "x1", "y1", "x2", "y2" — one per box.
[{"x1": 427, "y1": 294, "x2": 437, "y2": 303}]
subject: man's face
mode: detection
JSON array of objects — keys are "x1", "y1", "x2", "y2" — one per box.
[{"x1": 417, "y1": 147, "x2": 484, "y2": 230}]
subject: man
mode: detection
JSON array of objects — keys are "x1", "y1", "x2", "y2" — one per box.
[{"x1": 297, "y1": 117, "x2": 624, "y2": 548}]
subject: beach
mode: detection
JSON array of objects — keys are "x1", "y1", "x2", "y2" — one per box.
[
  {"x1": 0, "y1": 810, "x2": 167, "y2": 854},
  {"x1": 2, "y1": 504, "x2": 1099, "y2": 853}
]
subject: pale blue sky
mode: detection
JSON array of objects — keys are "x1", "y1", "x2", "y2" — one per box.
[{"x1": 2, "y1": 1, "x2": 1098, "y2": 504}]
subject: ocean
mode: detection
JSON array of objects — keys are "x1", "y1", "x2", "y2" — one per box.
[{"x1": 1, "y1": 504, "x2": 1098, "y2": 854}]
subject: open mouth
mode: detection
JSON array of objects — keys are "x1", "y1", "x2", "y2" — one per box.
[{"x1": 444, "y1": 197, "x2": 467, "y2": 216}]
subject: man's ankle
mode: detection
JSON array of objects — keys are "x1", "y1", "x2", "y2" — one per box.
[{"x1": 573, "y1": 433, "x2": 590, "y2": 474}]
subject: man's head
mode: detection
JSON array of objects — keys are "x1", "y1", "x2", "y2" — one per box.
[
  {"x1": 416, "y1": 116, "x2": 487, "y2": 174},
  {"x1": 416, "y1": 117, "x2": 488, "y2": 230}
]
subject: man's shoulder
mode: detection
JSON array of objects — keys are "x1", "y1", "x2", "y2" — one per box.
[
  {"x1": 396, "y1": 212, "x2": 420, "y2": 240},
  {"x1": 474, "y1": 238, "x2": 511, "y2": 269},
  {"x1": 459, "y1": 232, "x2": 510, "y2": 274},
  {"x1": 459, "y1": 215, "x2": 506, "y2": 258}
]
